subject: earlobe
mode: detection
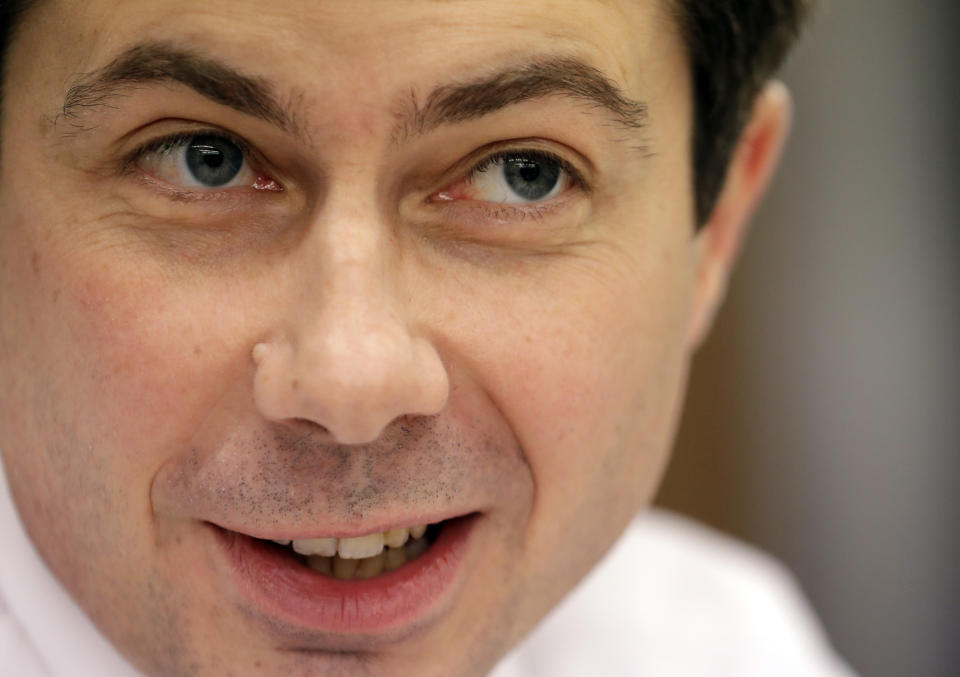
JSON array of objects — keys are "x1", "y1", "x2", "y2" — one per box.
[{"x1": 687, "y1": 81, "x2": 793, "y2": 349}]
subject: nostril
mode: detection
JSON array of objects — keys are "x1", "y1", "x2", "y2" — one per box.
[
  {"x1": 251, "y1": 326, "x2": 448, "y2": 443},
  {"x1": 286, "y1": 418, "x2": 332, "y2": 436}
]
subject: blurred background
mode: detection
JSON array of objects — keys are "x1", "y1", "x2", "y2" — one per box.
[{"x1": 655, "y1": 2, "x2": 959, "y2": 676}]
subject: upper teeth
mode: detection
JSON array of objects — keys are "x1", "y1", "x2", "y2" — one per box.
[{"x1": 278, "y1": 524, "x2": 429, "y2": 559}]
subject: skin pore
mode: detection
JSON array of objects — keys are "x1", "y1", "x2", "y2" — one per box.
[{"x1": 0, "y1": 1, "x2": 789, "y2": 675}]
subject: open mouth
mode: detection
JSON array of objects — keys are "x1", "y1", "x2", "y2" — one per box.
[
  {"x1": 214, "y1": 514, "x2": 475, "y2": 634},
  {"x1": 260, "y1": 522, "x2": 444, "y2": 581}
]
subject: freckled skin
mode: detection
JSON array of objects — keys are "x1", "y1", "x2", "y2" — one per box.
[{"x1": 0, "y1": 0, "x2": 761, "y2": 675}]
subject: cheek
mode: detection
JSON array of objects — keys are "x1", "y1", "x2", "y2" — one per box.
[
  {"x1": 436, "y1": 237, "x2": 696, "y2": 636},
  {"x1": 45, "y1": 266, "x2": 204, "y2": 454},
  {"x1": 0, "y1": 218, "x2": 246, "y2": 501},
  {"x1": 463, "y1": 242, "x2": 695, "y2": 557},
  {"x1": 0, "y1": 230, "x2": 256, "y2": 599},
  {"x1": 0, "y1": 224, "x2": 174, "y2": 613},
  {"x1": 520, "y1": 291, "x2": 687, "y2": 494}
]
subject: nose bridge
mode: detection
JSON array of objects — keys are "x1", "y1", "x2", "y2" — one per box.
[
  {"x1": 303, "y1": 212, "x2": 407, "y2": 380},
  {"x1": 313, "y1": 202, "x2": 393, "y2": 323},
  {"x1": 253, "y1": 196, "x2": 449, "y2": 445}
]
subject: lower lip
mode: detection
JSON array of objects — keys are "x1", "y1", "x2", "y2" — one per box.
[{"x1": 215, "y1": 516, "x2": 474, "y2": 636}]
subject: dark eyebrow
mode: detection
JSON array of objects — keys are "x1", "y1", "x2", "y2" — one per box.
[
  {"x1": 58, "y1": 44, "x2": 646, "y2": 146},
  {"x1": 58, "y1": 42, "x2": 294, "y2": 132},
  {"x1": 399, "y1": 56, "x2": 648, "y2": 141}
]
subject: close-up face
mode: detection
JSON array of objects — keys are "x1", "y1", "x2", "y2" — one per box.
[{"x1": 0, "y1": 0, "x2": 711, "y2": 675}]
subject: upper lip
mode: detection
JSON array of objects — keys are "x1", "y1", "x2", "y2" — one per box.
[{"x1": 210, "y1": 509, "x2": 474, "y2": 542}]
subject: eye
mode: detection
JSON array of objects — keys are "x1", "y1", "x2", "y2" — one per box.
[
  {"x1": 465, "y1": 150, "x2": 575, "y2": 204},
  {"x1": 133, "y1": 132, "x2": 275, "y2": 191}
]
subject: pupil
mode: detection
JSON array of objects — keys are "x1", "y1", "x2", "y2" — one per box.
[
  {"x1": 519, "y1": 164, "x2": 540, "y2": 182},
  {"x1": 504, "y1": 158, "x2": 560, "y2": 201},
  {"x1": 198, "y1": 147, "x2": 225, "y2": 169},
  {"x1": 186, "y1": 136, "x2": 244, "y2": 187}
]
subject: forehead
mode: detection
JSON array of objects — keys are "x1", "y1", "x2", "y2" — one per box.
[{"x1": 25, "y1": 0, "x2": 683, "y2": 110}]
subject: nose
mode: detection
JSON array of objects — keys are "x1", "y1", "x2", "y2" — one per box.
[{"x1": 251, "y1": 211, "x2": 449, "y2": 445}]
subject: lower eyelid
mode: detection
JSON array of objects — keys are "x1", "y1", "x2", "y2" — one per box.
[{"x1": 430, "y1": 188, "x2": 578, "y2": 223}]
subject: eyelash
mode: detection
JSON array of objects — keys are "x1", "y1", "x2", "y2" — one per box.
[
  {"x1": 470, "y1": 148, "x2": 589, "y2": 193},
  {"x1": 126, "y1": 130, "x2": 255, "y2": 169}
]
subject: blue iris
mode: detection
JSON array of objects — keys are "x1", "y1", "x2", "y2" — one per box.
[
  {"x1": 185, "y1": 135, "x2": 245, "y2": 187},
  {"x1": 502, "y1": 157, "x2": 561, "y2": 201}
]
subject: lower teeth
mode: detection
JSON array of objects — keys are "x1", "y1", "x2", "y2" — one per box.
[{"x1": 301, "y1": 536, "x2": 431, "y2": 580}]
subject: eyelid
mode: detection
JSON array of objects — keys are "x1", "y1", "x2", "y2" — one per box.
[
  {"x1": 421, "y1": 144, "x2": 591, "y2": 236},
  {"x1": 122, "y1": 127, "x2": 277, "y2": 193}
]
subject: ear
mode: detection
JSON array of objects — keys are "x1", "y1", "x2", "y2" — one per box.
[{"x1": 687, "y1": 81, "x2": 793, "y2": 349}]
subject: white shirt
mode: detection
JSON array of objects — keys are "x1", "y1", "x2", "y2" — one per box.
[
  {"x1": 1, "y1": 461, "x2": 856, "y2": 676},
  {"x1": 490, "y1": 511, "x2": 857, "y2": 677}
]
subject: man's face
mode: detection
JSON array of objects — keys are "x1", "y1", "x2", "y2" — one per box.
[{"x1": 0, "y1": 1, "x2": 700, "y2": 675}]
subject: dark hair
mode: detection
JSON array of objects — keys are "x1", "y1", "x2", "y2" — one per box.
[
  {"x1": 0, "y1": 0, "x2": 36, "y2": 116},
  {"x1": 674, "y1": 1, "x2": 812, "y2": 224},
  {"x1": 0, "y1": 0, "x2": 809, "y2": 226}
]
